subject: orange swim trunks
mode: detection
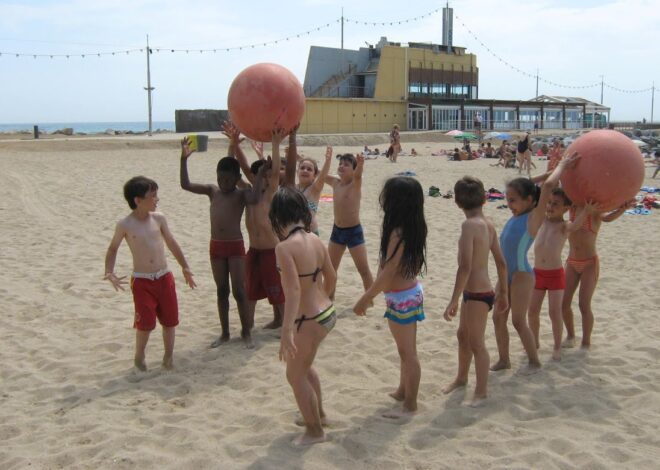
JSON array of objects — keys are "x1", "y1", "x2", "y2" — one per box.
[
  {"x1": 534, "y1": 267, "x2": 566, "y2": 291},
  {"x1": 209, "y1": 239, "x2": 246, "y2": 260},
  {"x1": 131, "y1": 270, "x2": 179, "y2": 331}
]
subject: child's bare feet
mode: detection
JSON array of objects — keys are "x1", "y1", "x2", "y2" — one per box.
[
  {"x1": 562, "y1": 337, "x2": 576, "y2": 348},
  {"x1": 580, "y1": 340, "x2": 591, "y2": 349},
  {"x1": 242, "y1": 334, "x2": 255, "y2": 349},
  {"x1": 134, "y1": 358, "x2": 147, "y2": 372},
  {"x1": 263, "y1": 319, "x2": 282, "y2": 330},
  {"x1": 382, "y1": 406, "x2": 417, "y2": 420},
  {"x1": 490, "y1": 359, "x2": 511, "y2": 371},
  {"x1": 517, "y1": 362, "x2": 542, "y2": 376},
  {"x1": 295, "y1": 415, "x2": 328, "y2": 427},
  {"x1": 442, "y1": 379, "x2": 467, "y2": 394},
  {"x1": 210, "y1": 334, "x2": 230, "y2": 348},
  {"x1": 292, "y1": 431, "x2": 327, "y2": 447},
  {"x1": 162, "y1": 356, "x2": 174, "y2": 370},
  {"x1": 388, "y1": 388, "x2": 405, "y2": 401},
  {"x1": 466, "y1": 394, "x2": 487, "y2": 408},
  {"x1": 552, "y1": 349, "x2": 561, "y2": 361}
]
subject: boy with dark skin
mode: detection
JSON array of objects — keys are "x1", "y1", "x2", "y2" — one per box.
[
  {"x1": 227, "y1": 124, "x2": 287, "y2": 329},
  {"x1": 180, "y1": 140, "x2": 258, "y2": 348}
]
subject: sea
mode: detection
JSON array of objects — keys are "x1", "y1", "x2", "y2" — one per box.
[{"x1": 0, "y1": 121, "x2": 176, "y2": 134}]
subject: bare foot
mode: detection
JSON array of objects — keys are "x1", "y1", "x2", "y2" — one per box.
[
  {"x1": 292, "y1": 432, "x2": 327, "y2": 447},
  {"x1": 552, "y1": 349, "x2": 561, "y2": 361},
  {"x1": 490, "y1": 359, "x2": 511, "y2": 371},
  {"x1": 388, "y1": 388, "x2": 405, "y2": 401},
  {"x1": 210, "y1": 335, "x2": 230, "y2": 348},
  {"x1": 562, "y1": 337, "x2": 576, "y2": 349},
  {"x1": 134, "y1": 358, "x2": 147, "y2": 372},
  {"x1": 162, "y1": 356, "x2": 174, "y2": 370},
  {"x1": 263, "y1": 319, "x2": 282, "y2": 330},
  {"x1": 442, "y1": 379, "x2": 467, "y2": 394},
  {"x1": 242, "y1": 334, "x2": 255, "y2": 349},
  {"x1": 517, "y1": 362, "x2": 542, "y2": 376},
  {"x1": 382, "y1": 406, "x2": 417, "y2": 419},
  {"x1": 295, "y1": 416, "x2": 328, "y2": 427},
  {"x1": 467, "y1": 394, "x2": 487, "y2": 408},
  {"x1": 580, "y1": 341, "x2": 591, "y2": 350}
]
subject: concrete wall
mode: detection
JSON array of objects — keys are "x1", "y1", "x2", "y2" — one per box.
[
  {"x1": 300, "y1": 98, "x2": 406, "y2": 134},
  {"x1": 175, "y1": 109, "x2": 228, "y2": 133},
  {"x1": 303, "y1": 46, "x2": 361, "y2": 96}
]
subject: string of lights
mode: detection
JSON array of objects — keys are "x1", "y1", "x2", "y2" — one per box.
[
  {"x1": 454, "y1": 13, "x2": 655, "y2": 95},
  {"x1": 0, "y1": 7, "x2": 656, "y2": 96}
]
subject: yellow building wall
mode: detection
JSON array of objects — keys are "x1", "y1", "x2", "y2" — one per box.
[
  {"x1": 374, "y1": 45, "x2": 478, "y2": 100},
  {"x1": 300, "y1": 99, "x2": 407, "y2": 134}
]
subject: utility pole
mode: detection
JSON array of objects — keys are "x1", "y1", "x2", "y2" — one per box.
[
  {"x1": 600, "y1": 75, "x2": 604, "y2": 105},
  {"x1": 341, "y1": 7, "x2": 344, "y2": 50},
  {"x1": 144, "y1": 34, "x2": 155, "y2": 137},
  {"x1": 652, "y1": 81, "x2": 655, "y2": 124}
]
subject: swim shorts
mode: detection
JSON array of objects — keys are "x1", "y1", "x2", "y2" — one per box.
[
  {"x1": 246, "y1": 247, "x2": 285, "y2": 304},
  {"x1": 209, "y1": 238, "x2": 246, "y2": 260},
  {"x1": 131, "y1": 270, "x2": 179, "y2": 331},
  {"x1": 384, "y1": 282, "x2": 425, "y2": 324},
  {"x1": 534, "y1": 267, "x2": 566, "y2": 291},
  {"x1": 330, "y1": 223, "x2": 365, "y2": 248}
]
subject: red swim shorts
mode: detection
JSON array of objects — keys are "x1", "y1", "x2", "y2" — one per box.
[
  {"x1": 131, "y1": 271, "x2": 179, "y2": 331},
  {"x1": 534, "y1": 267, "x2": 566, "y2": 291},
  {"x1": 209, "y1": 239, "x2": 246, "y2": 260},
  {"x1": 245, "y1": 247, "x2": 285, "y2": 304}
]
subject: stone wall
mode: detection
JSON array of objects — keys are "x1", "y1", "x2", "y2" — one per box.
[{"x1": 175, "y1": 109, "x2": 229, "y2": 132}]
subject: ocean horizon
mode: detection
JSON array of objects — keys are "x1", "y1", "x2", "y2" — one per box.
[{"x1": 0, "y1": 121, "x2": 176, "y2": 134}]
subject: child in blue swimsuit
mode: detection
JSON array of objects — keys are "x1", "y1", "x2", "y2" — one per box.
[
  {"x1": 354, "y1": 176, "x2": 427, "y2": 419},
  {"x1": 491, "y1": 177, "x2": 542, "y2": 374}
]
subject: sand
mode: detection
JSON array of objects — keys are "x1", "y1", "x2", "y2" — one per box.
[{"x1": 1, "y1": 133, "x2": 659, "y2": 469}]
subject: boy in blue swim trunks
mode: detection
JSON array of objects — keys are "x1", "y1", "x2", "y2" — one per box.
[
  {"x1": 443, "y1": 176, "x2": 508, "y2": 406},
  {"x1": 324, "y1": 153, "x2": 373, "y2": 297}
]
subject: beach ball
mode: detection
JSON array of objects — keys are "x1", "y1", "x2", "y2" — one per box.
[
  {"x1": 560, "y1": 130, "x2": 644, "y2": 211},
  {"x1": 227, "y1": 63, "x2": 305, "y2": 142}
]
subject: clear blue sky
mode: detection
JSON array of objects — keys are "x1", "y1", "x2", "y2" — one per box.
[{"x1": 1, "y1": 0, "x2": 658, "y2": 123}]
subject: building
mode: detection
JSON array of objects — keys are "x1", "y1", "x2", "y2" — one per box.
[{"x1": 298, "y1": 6, "x2": 610, "y2": 134}]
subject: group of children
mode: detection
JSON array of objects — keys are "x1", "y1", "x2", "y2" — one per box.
[{"x1": 104, "y1": 123, "x2": 634, "y2": 446}]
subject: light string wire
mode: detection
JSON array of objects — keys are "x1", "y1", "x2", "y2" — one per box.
[
  {"x1": 454, "y1": 13, "x2": 655, "y2": 95},
  {"x1": 0, "y1": 8, "x2": 656, "y2": 96}
]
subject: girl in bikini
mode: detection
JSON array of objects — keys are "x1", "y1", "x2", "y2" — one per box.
[
  {"x1": 353, "y1": 176, "x2": 427, "y2": 419},
  {"x1": 491, "y1": 177, "x2": 542, "y2": 374},
  {"x1": 270, "y1": 186, "x2": 337, "y2": 446},
  {"x1": 561, "y1": 198, "x2": 635, "y2": 349},
  {"x1": 296, "y1": 146, "x2": 332, "y2": 236}
]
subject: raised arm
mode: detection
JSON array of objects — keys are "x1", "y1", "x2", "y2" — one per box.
[
  {"x1": 602, "y1": 199, "x2": 636, "y2": 222},
  {"x1": 250, "y1": 140, "x2": 264, "y2": 160},
  {"x1": 566, "y1": 201, "x2": 598, "y2": 232},
  {"x1": 180, "y1": 138, "x2": 215, "y2": 197},
  {"x1": 276, "y1": 243, "x2": 301, "y2": 361},
  {"x1": 223, "y1": 121, "x2": 255, "y2": 185},
  {"x1": 529, "y1": 152, "x2": 580, "y2": 236},
  {"x1": 353, "y1": 153, "x2": 365, "y2": 187},
  {"x1": 311, "y1": 146, "x2": 333, "y2": 194},
  {"x1": 104, "y1": 221, "x2": 128, "y2": 291},
  {"x1": 157, "y1": 214, "x2": 196, "y2": 289},
  {"x1": 444, "y1": 222, "x2": 474, "y2": 320},
  {"x1": 269, "y1": 128, "x2": 285, "y2": 189},
  {"x1": 284, "y1": 124, "x2": 299, "y2": 187}
]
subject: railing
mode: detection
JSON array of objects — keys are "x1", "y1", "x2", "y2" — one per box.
[
  {"x1": 421, "y1": 119, "x2": 602, "y2": 132},
  {"x1": 310, "y1": 85, "x2": 368, "y2": 99}
]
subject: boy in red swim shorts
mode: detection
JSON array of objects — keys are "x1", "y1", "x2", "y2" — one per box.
[
  {"x1": 525, "y1": 153, "x2": 595, "y2": 361},
  {"x1": 104, "y1": 176, "x2": 196, "y2": 371}
]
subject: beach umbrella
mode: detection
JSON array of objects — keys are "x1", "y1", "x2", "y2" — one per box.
[
  {"x1": 445, "y1": 130, "x2": 463, "y2": 136},
  {"x1": 483, "y1": 131, "x2": 501, "y2": 140},
  {"x1": 453, "y1": 133, "x2": 478, "y2": 141},
  {"x1": 494, "y1": 132, "x2": 512, "y2": 140}
]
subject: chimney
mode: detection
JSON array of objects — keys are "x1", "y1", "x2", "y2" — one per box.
[{"x1": 442, "y1": 2, "x2": 453, "y2": 53}]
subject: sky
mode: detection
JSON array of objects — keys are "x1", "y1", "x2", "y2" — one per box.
[{"x1": 1, "y1": 0, "x2": 659, "y2": 123}]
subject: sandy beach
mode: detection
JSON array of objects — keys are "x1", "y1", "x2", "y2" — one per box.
[{"x1": 1, "y1": 133, "x2": 659, "y2": 469}]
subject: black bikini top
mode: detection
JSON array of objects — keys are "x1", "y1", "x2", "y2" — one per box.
[{"x1": 280, "y1": 226, "x2": 322, "y2": 282}]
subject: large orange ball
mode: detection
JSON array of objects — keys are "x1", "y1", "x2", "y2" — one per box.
[
  {"x1": 227, "y1": 63, "x2": 305, "y2": 142},
  {"x1": 560, "y1": 130, "x2": 644, "y2": 211}
]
